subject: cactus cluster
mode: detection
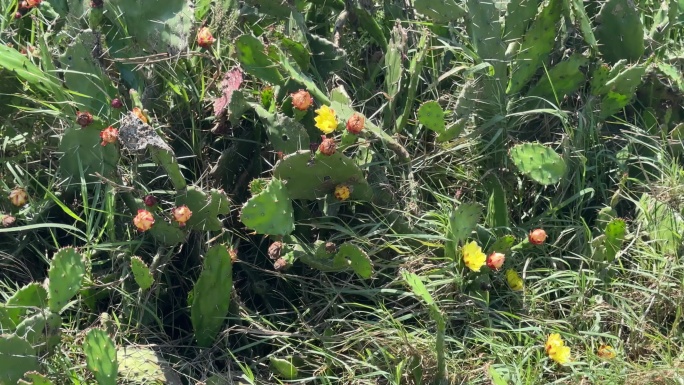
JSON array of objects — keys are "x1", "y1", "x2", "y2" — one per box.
[{"x1": 508, "y1": 143, "x2": 567, "y2": 185}]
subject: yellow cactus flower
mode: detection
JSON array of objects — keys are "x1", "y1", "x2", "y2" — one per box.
[
  {"x1": 172, "y1": 205, "x2": 193, "y2": 227},
  {"x1": 334, "y1": 184, "x2": 351, "y2": 201},
  {"x1": 506, "y1": 269, "x2": 524, "y2": 291},
  {"x1": 597, "y1": 344, "x2": 616, "y2": 359},
  {"x1": 545, "y1": 333, "x2": 571, "y2": 365},
  {"x1": 462, "y1": 241, "x2": 486, "y2": 272},
  {"x1": 314, "y1": 105, "x2": 338, "y2": 134},
  {"x1": 133, "y1": 209, "x2": 155, "y2": 232}
]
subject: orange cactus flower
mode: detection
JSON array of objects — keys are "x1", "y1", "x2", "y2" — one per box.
[
  {"x1": 196, "y1": 27, "x2": 215, "y2": 49},
  {"x1": 100, "y1": 126, "x2": 118, "y2": 146},
  {"x1": 291, "y1": 90, "x2": 313, "y2": 111},
  {"x1": 133, "y1": 209, "x2": 155, "y2": 232},
  {"x1": 597, "y1": 344, "x2": 616, "y2": 359},
  {"x1": 486, "y1": 252, "x2": 505, "y2": 270},
  {"x1": 346, "y1": 113, "x2": 365, "y2": 134},
  {"x1": 132, "y1": 107, "x2": 148, "y2": 124},
  {"x1": 171, "y1": 205, "x2": 192, "y2": 226},
  {"x1": 529, "y1": 228, "x2": 547, "y2": 245},
  {"x1": 9, "y1": 188, "x2": 28, "y2": 207}
]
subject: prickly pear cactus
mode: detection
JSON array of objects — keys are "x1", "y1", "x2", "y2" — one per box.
[
  {"x1": 448, "y1": 203, "x2": 482, "y2": 247},
  {"x1": 487, "y1": 235, "x2": 516, "y2": 254},
  {"x1": 0, "y1": 334, "x2": 39, "y2": 384},
  {"x1": 103, "y1": 0, "x2": 193, "y2": 56},
  {"x1": 414, "y1": 0, "x2": 465, "y2": 22},
  {"x1": 175, "y1": 187, "x2": 230, "y2": 232},
  {"x1": 235, "y1": 34, "x2": 284, "y2": 85},
  {"x1": 240, "y1": 179, "x2": 294, "y2": 236},
  {"x1": 504, "y1": 0, "x2": 542, "y2": 41},
  {"x1": 508, "y1": 143, "x2": 567, "y2": 185},
  {"x1": 528, "y1": 54, "x2": 589, "y2": 100},
  {"x1": 191, "y1": 245, "x2": 233, "y2": 347},
  {"x1": 590, "y1": 62, "x2": 611, "y2": 96},
  {"x1": 4, "y1": 283, "x2": 48, "y2": 329},
  {"x1": 19, "y1": 371, "x2": 55, "y2": 385},
  {"x1": 507, "y1": 0, "x2": 563, "y2": 94},
  {"x1": 335, "y1": 243, "x2": 373, "y2": 279},
  {"x1": 417, "y1": 101, "x2": 446, "y2": 134},
  {"x1": 130, "y1": 257, "x2": 154, "y2": 291},
  {"x1": 569, "y1": 0, "x2": 598, "y2": 51},
  {"x1": 253, "y1": 106, "x2": 309, "y2": 154},
  {"x1": 599, "y1": 63, "x2": 647, "y2": 119},
  {"x1": 84, "y1": 329, "x2": 118, "y2": 385},
  {"x1": 603, "y1": 218, "x2": 626, "y2": 262},
  {"x1": 58, "y1": 122, "x2": 120, "y2": 189},
  {"x1": 272, "y1": 151, "x2": 373, "y2": 201},
  {"x1": 14, "y1": 311, "x2": 61, "y2": 352},
  {"x1": 48, "y1": 247, "x2": 86, "y2": 313},
  {"x1": 118, "y1": 346, "x2": 181, "y2": 385},
  {"x1": 298, "y1": 241, "x2": 372, "y2": 278},
  {"x1": 594, "y1": 0, "x2": 645, "y2": 63}
]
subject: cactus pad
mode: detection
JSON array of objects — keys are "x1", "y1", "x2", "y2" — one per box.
[
  {"x1": 118, "y1": 346, "x2": 181, "y2": 384},
  {"x1": 272, "y1": 151, "x2": 372, "y2": 201},
  {"x1": 175, "y1": 187, "x2": 230, "y2": 232},
  {"x1": 191, "y1": 245, "x2": 234, "y2": 347},
  {"x1": 14, "y1": 311, "x2": 61, "y2": 352},
  {"x1": 48, "y1": 247, "x2": 86, "y2": 313},
  {"x1": 599, "y1": 63, "x2": 647, "y2": 118},
  {"x1": 19, "y1": 372, "x2": 54, "y2": 385},
  {"x1": 240, "y1": 179, "x2": 294, "y2": 236},
  {"x1": 130, "y1": 257, "x2": 154, "y2": 291},
  {"x1": 449, "y1": 203, "x2": 482, "y2": 247},
  {"x1": 487, "y1": 235, "x2": 516, "y2": 254},
  {"x1": 0, "y1": 334, "x2": 39, "y2": 384},
  {"x1": 594, "y1": 0, "x2": 644, "y2": 63},
  {"x1": 509, "y1": 143, "x2": 567, "y2": 185},
  {"x1": 235, "y1": 34, "x2": 284, "y2": 85},
  {"x1": 4, "y1": 283, "x2": 48, "y2": 328},
  {"x1": 335, "y1": 243, "x2": 373, "y2": 279},
  {"x1": 84, "y1": 329, "x2": 118, "y2": 385},
  {"x1": 417, "y1": 101, "x2": 446, "y2": 134},
  {"x1": 590, "y1": 63, "x2": 611, "y2": 96},
  {"x1": 58, "y1": 123, "x2": 120, "y2": 189},
  {"x1": 603, "y1": 218, "x2": 626, "y2": 262},
  {"x1": 507, "y1": 0, "x2": 563, "y2": 94},
  {"x1": 254, "y1": 108, "x2": 310, "y2": 154},
  {"x1": 269, "y1": 357, "x2": 299, "y2": 380},
  {"x1": 528, "y1": 53, "x2": 589, "y2": 100}
]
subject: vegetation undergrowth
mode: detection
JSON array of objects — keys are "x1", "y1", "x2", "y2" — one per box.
[{"x1": 0, "y1": 0, "x2": 683, "y2": 384}]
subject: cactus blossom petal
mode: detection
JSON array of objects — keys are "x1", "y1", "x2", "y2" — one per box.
[{"x1": 133, "y1": 209, "x2": 155, "y2": 232}]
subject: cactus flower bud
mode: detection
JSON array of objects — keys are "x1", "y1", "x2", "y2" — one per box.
[
  {"x1": 291, "y1": 90, "x2": 313, "y2": 111},
  {"x1": 334, "y1": 184, "x2": 351, "y2": 201},
  {"x1": 143, "y1": 195, "x2": 158, "y2": 207},
  {"x1": 14, "y1": 11, "x2": 22, "y2": 18},
  {"x1": 26, "y1": 0, "x2": 41, "y2": 7},
  {"x1": 229, "y1": 248, "x2": 238, "y2": 263},
  {"x1": 486, "y1": 252, "x2": 505, "y2": 270},
  {"x1": 1, "y1": 214, "x2": 16, "y2": 227},
  {"x1": 132, "y1": 107, "x2": 148, "y2": 124},
  {"x1": 9, "y1": 188, "x2": 28, "y2": 207},
  {"x1": 318, "y1": 136, "x2": 336, "y2": 156},
  {"x1": 133, "y1": 209, "x2": 155, "y2": 231},
  {"x1": 171, "y1": 205, "x2": 192, "y2": 226},
  {"x1": 274, "y1": 257, "x2": 289, "y2": 271},
  {"x1": 76, "y1": 111, "x2": 94, "y2": 128},
  {"x1": 528, "y1": 228, "x2": 547, "y2": 245},
  {"x1": 99, "y1": 126, "x2": 118, "y2": 146},
  {"x1": 111, "y1": 98, "x2": 123, "y2": 109},
  {"x1": 196, "y1": 27, "x2": 215, "y2": 49},
  {"x1": 268, "y1": 241, "x2": 283, "y2": 260},
  {"x1": 346, "y1": 113, "x2": 365, "y2": 134}
]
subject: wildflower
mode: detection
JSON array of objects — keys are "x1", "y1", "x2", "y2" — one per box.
[
  {"x1": 529, "y1": 228, "x2": 547, "y2": 245},
  {"x1": 132, "y1": 107, "x2": 148, "y2": 123},
  {"x1": 143, "y1": 195, "x2": 158, "y2": 207},
  {"x1": 486, "y1": 252, "x2": 505, "y2": 270},
  {"x1": 318, "y1": 136, "x2": 337, "y2": 156},
  {"x1": 99, "y1": 126, "x2": 118, "y2": 146},
  {"x1": 111, "y1": 98, "x2": 123, "y2": 109},
  {"x1": 462, "y1": 241, "x2": 486, "y2": 272},
  {"x1": 133, "y1": 209, "x2": 155, "y2": 231},
  {"x1": 196, "y1": 27, "x2": 215, "y2": 49},
  {"x1": 346, "y1": 113, "x2": 365, "y2": 134},
  {"x1": 334, "y1": 184, "x2": 351, "y2": 201},
  {"x1": 291, "y1": 90, "x2": 313, "y2": 111},
  {"x1": 9, "y1": 188, "x2": 28, "y2": 207},
  {"x1": 505, "y1": 269, "x2": 524, "y2": 291},
  {"x1": 268, "y1": 241, "x2": 283, "y2": 260},
  {"x1": 76, "y1": 111, "x2": 94, "y2": 128},
  {"x1": 171, "y1": 205, "x2": 192, "y2": 227},
  {"x1": 597, "y1": 344, "x2": 616, "y2": 359},
  {"x1": 545, "y1": 333, "x2": 571, "y2": 365},
  {"x1": 314, "y1": 105, "x2": 338, "y2": 134}
]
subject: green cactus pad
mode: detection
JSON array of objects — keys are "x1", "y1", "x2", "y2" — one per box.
[
  {"x1": 306, "y1": 34, "x2": 346, "y2": 79},
  {"x1": 594, "y1": 0, "x2": 644, "y2": 63},
  {"x1": 0, "y1": 334, "x2": 39, "y2": 384},
  {"x1": 509, "y1": 143, "x2": 567, "y2": 185},
  {"x1": 58, "y1": 123, "x2": 120, "y2": 190},
  {"x1": 269, "y1": 357, "x2": 299, "y2": 380},
  {"x1": 175, "y1": 187, "x2": 230, "y2": 232},
  {"x1": 528, "y1": 53, "x2": 589, "y2": 100},
  {"x1": 636, "y1": 193, "x2": 683, "y2": 256},
  {"x1": 240, "y1": 179, "x2": 294, "y2": 236},
  {"x1": 118, "y1": 346, "x2": 181, "y2": 384},
  {"x1": 417, "y1": 101, "x2": 446, "y2": 134},
  {"x1": 48, "y1": 247, "x2": 86, "y2": 313},
  {"x1": 5, "y1": 283, "x2": 48, "y2": 328},
  {"x1": 487, "y1": 235, "x2": 516, "y2": 254},
  {"x1": 148, "y1": 219, "x2": 187, "y2": 247},
  {"x1": 104, "y1": 0, "x2": 193, "y2": 56},
  {"x1": 14, "y1": 311, "x2": 61, "y2": 352},
  {"x1": 604, "y1": 218, "x2": 626, "y2": 262},
  {"x1": 130, "y1": 257, "x2": 154, "y2": 291},
  {"x1": 235, "y1": 34, "x2": 284, "y2": 85},
  {"x1": 504, "y1": 0, "x2": 542, "y2": 41},
  {"x1": 449, "y1": 203, "x2": 482, "y2": 247},
  {"x1": 19, "y1": 372, "x2": 54, "y2": 385},
  {"x1": 507, "y1": 0, "x2": 563, "y2": 94},
  {"x1": 84, "y1": 329, "x2": 118, "y2": 385},
  {"x1": 599, "y1": 63, "x2": 647, "y2": 118},
  {"x1": 414, "y1": 0, "x2": 465, "y2": 22},
  {"x1": 254, "y1": 107, "x2": 309, "y2": 154},
  {"x1": 569, "y1": 0, "x2": 598, "y2": 51},
  {"x1": 334, "y1": 243, "x2": 373, "y2": 279},
  {"x1": 590, "y1": 63, "x2": 611, "y2": 96},
  {"x1": 272, "y1": 151, "x2": 372, "y2": 201},
  {"x1": 191, "y1": 245, "x2": 233, "y2": 347}
]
